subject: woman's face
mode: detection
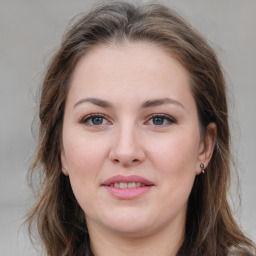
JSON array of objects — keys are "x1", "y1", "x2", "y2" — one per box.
[{"x1": 61, "y1": 42, "x2": 214, "y2": 238}]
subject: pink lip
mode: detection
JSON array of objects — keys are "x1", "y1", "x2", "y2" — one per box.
[
  {"x1": 102, "y1": 175, "x2": 154, "y2": 186},
  {"x1": 101, "y1": 175, "x2": 154, "y2": 200}
]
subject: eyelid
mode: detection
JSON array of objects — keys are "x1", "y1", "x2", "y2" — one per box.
[
  {"x1": 80, "y1": 113, "x2": 112, "y2": 125},
  {"x1": 145, "y1": 113, "x2": 176, "y2": 125},
  {"x1": 79, "y1": 113, "x2": 175, "y2": 126}
]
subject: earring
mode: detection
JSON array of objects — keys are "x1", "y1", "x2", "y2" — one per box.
[
  {"x1": 62, "y1": 167, "x2": 68, "y2": 174},
  {"x1": 200, "y1": 163, "x2": 205, "y2": 174}
]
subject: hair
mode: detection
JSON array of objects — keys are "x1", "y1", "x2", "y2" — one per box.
[{"x1": 26, "y1": 1, "x2": 256, "y2": 255}]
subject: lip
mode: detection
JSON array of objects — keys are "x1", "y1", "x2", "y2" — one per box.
[
  {"x1": 101, "y1": 175, "x2": 154, "y2": 200},
  {"x1": 102, "y1": 175, "x2": 154, "y2": 186}
]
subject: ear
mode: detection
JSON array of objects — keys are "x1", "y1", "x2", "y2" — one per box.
[
  {"x1": 196, "y1": 123, "x2": 217, "y2": 175},
  {"x1": 61, "y1": 151, "x2": 69, "y2": 176}
]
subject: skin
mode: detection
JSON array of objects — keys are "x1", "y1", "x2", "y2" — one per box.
[{"x1": 61, "y1": 42, "x2": 216, "y2": 256}]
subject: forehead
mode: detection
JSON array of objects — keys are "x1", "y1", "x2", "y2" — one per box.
[{"x1": 67, "y1": 41, "x2": 194, "y2": 108}]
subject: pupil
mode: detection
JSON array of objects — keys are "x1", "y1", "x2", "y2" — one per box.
[
  {"x1": 92, "y1": 117, "x2": 103, "y2": 125},
  {"x1": 153, "y1": 117, "x2": 164, "y2": 125}
]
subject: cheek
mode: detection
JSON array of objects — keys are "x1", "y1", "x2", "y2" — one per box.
[
  {"x1": 157, "y1": 139, "x2": 198, "y2": 211},
  {"x1": 63, "y1": 135, "x2": 110, "y2": 213},
  {"x1": 147, "y1": 131, "x2": 200, "y2": 198},
  {"x1": 148, "y1": 131, "x2": 200, "y2": 175},
  {"x1": 62, "y1": 131, "x2": 110, "y2": 200},
  {"x1": 63, "y1": 129, "x2": 109, "y2": 173}
]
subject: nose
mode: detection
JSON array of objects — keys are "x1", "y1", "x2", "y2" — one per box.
[{"x1": 109, "y1": 124, "x2": 145, "y2": 167}]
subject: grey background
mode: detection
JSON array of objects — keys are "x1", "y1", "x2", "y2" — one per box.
[{"x1": 0, "y1": 0, "x2": 255, "y2": 255}]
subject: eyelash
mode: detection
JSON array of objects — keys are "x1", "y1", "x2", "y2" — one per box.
[
  {"x1": 80, "y1": 113, "x2": 176, "y2": 126},
  {"x1": 145, "y1": 114, "x2": 176, "y2": 126},
  {"x1": 80, "y1": 113, "x2": 111, "y2": 126}
]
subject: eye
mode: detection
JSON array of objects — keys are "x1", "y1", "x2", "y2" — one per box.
[
  {"x1": 81, "y1": 114, "x2": 110, "y2": 126},
  {"x1": 146, "y1": 114, "x2": 175, "y2": 126}
]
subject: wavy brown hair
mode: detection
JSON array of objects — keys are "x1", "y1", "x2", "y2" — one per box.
[{"x1": 26, "y1": 1, "x2": 256, "y2": 255}]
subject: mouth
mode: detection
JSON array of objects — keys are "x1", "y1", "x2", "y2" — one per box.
[
  {"x1": 101, "y1": 175, "x2": 154, "y2": 199},
  {"x1": 102, "y1": 175, "x2": 154, "y2": 187},
  {"x1": 106, "y1": 182, "x2": 149, "y2": 189}
]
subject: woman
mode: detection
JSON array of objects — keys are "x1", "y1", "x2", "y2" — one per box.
[{"x1": 26, "y1": 1, "x2": 256, "y2": 255}]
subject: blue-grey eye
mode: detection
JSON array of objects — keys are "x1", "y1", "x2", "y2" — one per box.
[
  {"x1": 91, "y1": 116, "x2": 104, "y2": 125},
  {"x1": 82, "y1": 114, "x2": 108, "y2": 126},
  {"x1": 148, "y1": 115, "x2": 175, "y2": 126},
  {"x1": 152, "y1": 116, "x2": 165, "y2": 125}
]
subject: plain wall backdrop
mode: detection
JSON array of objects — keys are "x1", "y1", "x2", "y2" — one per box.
[{"x1": 0, "y1": 0, "x2": 255, "y2": 255}]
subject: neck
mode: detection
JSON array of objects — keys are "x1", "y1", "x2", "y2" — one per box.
[{"x1": 87, "y1": 219, "x2": 185, "y2": 256}]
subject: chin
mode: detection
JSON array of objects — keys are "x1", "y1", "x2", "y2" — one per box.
[
  {"x1": 105, "y1": 220, "x2": 154, "y2": 237},
  {"x1": 88, "y1": 207, "x2": 156, "y2": 236}
]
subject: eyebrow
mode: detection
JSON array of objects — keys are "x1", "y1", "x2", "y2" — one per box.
[
  {"x1": 73, "y1": 97, "x2": 185, "y2": 109},
  {"x1": 74, "y1": 97, "x2": 113, "y2": 109},
  {"x1": 141, "y1": 98, "x2": 185, "y2": 109}
]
